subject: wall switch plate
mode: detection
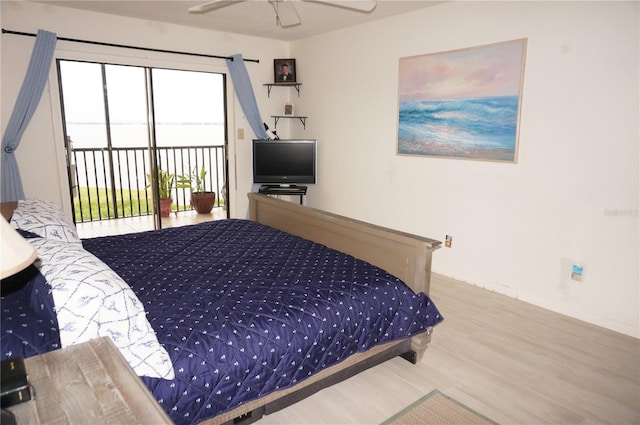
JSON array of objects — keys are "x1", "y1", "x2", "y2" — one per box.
[{"x1": 237, "y1": 128, "x2": 245, "y2": 140}]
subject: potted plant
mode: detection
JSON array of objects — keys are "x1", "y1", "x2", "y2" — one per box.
[
  {"x1": 146, "y1": 169, "x2": 175, "y2": 217},
  {"x1": 177, "y1": 166, "x2": 216, "y2": 214}
]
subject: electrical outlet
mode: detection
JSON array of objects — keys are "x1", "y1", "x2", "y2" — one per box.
[
  {"x1": 237, "y1": 128, "x2": 245, "y2": 140},
  {"x1": 445, "y1": 234, "x2": 452, "y2": 248}
]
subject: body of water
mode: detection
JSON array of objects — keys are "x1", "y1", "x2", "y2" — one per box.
[
  {"x1": 67, "y1": 122, "x2": 226, "y2": 149},
  {"x1": 397, "y1": 96, "x2": 519, "y2": 161}
]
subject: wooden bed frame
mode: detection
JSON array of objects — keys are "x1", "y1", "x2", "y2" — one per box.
[
  {"x1": 201, "y1": 194, "x2": 441, "y2": 425},
  {"x1": 2, "y1": 197, "x2": 441, "y2": 425}
]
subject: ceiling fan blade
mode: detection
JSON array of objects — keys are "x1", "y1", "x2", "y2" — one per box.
[
  {"x1": 304, "y1": 0, "x2": 377, "y2": 13},
  {"x1": 269, "y1": 1, "x2": 301, "y2": 28},
  {"x1": 188, "y1": 0, "x2": 245, "y2": 13}
]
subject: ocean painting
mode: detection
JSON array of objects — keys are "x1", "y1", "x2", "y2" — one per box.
[{"x1": 397, "y1": 39, "x2": 527, "y2": 162}]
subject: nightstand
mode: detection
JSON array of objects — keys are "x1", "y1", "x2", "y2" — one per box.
[{"x1": 4, "y1": 337, "x2": 172, "y2": 424}]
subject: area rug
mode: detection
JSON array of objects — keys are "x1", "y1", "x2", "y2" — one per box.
[{"x1": 381, "y1": 389, "x2": 498, "y2": 425}]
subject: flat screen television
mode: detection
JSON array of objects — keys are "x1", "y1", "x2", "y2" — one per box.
[{"x1": 252, "y1": 139, "x2": 317, "y2": 186}]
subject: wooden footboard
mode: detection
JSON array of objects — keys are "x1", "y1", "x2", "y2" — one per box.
[
  {"x1": 206, "y1": 339, "x2": 411, "y2": 425},
  {"x1": 201, "y1": 194, "x2": 441, "y2": 425}
]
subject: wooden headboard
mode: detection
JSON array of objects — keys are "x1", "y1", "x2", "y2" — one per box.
[{"x1": 247, "y1": 193, "x2": 441, "y2": 296}]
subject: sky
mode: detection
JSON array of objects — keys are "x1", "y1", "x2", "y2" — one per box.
[
  {"x1": 398, "y1": 39, "x2": 527, "y2": 102},
  {"x1": 60, "y1": 61, "x2": 225, "y2": 124},
  {"x1": 59, "y1": 61, "x2": 226, "y2": 148}
]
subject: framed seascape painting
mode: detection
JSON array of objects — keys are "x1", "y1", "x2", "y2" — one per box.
[{"x1": 397, "y1": 39, "x2": 527, "y2": 162}]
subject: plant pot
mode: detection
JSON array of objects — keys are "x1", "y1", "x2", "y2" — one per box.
[
  {"x1": 191, "y1": 192, "x2": 216, "y2": 214},
  {"x1": 159, "y1": 198, "x2": 173, "y2": 217}
]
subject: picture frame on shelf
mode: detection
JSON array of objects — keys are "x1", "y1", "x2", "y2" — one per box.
[
  {"x1": 274, "y1": 58, "x2": 296, "y2": 83},
  {"x1": 284, "y1": 103, "x2": 294, "y2": 116}
]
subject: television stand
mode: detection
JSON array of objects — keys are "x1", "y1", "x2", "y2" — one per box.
[{"x1": 258, "y1": 185, "x2": 307, "y2": 205}]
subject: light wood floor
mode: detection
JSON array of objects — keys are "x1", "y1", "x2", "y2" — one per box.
[
  {"x1": 258, "y1": 273, "x2": 640, "y2": 425},
  {"x1": 75, "y1": 208, "x2": 227, "y2": 238},
  {"x1": 75, "y1": 217, "x2": 640, "y2": 424}
]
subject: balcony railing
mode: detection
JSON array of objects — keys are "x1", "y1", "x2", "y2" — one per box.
[{"x1": 71, "y1": 145, "x2": 226, "y2": 223}]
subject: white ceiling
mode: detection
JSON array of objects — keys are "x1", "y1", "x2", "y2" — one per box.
[{"x1": 39, "y1": 1, "x2": 443, "y2": 41}]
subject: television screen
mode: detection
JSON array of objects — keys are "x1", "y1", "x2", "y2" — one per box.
[{"x1": 253, "y1": 139, "x2": 317, "y2": 185}]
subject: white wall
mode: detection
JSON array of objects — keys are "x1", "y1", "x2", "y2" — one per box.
[
  {"x1": 2, "y1": 1, "x2": 638, "y2": 338},
  {"x1": 291, "y1": 1, "x2": 639, "y2": 337},
  {"x1": 0, "y1": 1, "x2": 291, "y2": 218}
]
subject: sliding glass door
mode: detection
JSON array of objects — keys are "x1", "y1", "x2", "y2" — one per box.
[{"x1": 57, "y1": 60, "x2": 228, "y2": 229}]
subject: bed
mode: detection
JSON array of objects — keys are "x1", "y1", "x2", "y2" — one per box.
[{"x1": 1, "y1": 193, "x2": 443, "y2": 425}]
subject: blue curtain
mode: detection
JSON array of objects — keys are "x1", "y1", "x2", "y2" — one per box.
[
  {"x1": 1, "y1": 29, "x2": 58, "y2": 201},
  {"x1": 226, "y1": 54, "x2": 268, "y2": 140}
]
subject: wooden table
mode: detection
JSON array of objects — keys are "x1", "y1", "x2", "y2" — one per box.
[{"x1": 5, "y1": 337, "x2": 172, "y2": 424}]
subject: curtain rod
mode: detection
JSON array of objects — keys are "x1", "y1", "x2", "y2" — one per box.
[{"x1": 1, "y1": 29, "x2": 259, "y2": 63}]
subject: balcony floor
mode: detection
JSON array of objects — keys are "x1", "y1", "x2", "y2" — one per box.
[{"x1": 76, "y1": 207, "x2": 228, "y2": 239}]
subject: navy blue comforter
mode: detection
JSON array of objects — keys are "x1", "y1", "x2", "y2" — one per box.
[
  {"x1": 6, "y1": 219, "x2": 441, "y2": 425},
  {"x1": 1, "y1": 267, "x2": 61, "y2": 359}
]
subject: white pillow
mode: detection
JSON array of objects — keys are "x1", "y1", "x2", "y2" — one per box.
[
  {"x1": 29, "y1": 237, "x2": 175, "y2": 380},
  {"x1": 11, "y1": 199, "x2": 81, "y2": 244}
]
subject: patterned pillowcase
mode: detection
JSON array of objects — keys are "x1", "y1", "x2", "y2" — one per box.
[
  {"x1": 29, "y1": 237, "x2": 175, "y2": 380},
  {"x1": 11, "y1": 199, "x2": 81, "y2": 244}
]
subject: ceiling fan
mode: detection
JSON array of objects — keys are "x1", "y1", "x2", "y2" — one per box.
[{"x1": 188, "y1": 0, "x2": 378, "y2": 29}]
